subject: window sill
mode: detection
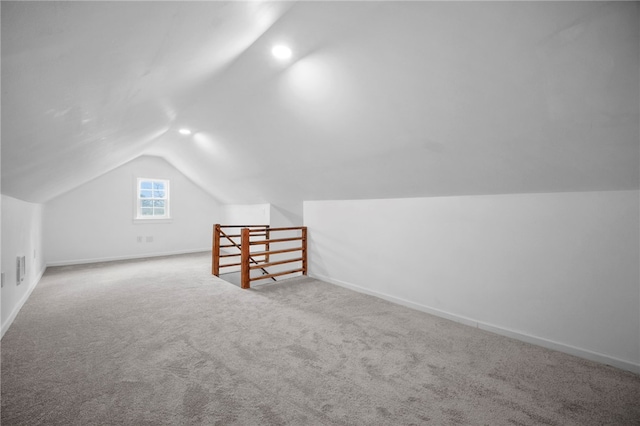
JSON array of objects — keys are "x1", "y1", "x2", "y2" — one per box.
[{"x1": 133, "y1": 217, "x2": 173, "y2": 225}]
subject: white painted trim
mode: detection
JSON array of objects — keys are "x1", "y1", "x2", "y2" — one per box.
[
  {"x1": 46, "y1": 248, "x2": 211, "y2": 267},
  {"x1": 132, "y1": 218, "x2": 173, "y2": 225},
  {"x1": 309, "y1": 272, "x2": 640, "y2": 375},
  {"x1": 1, "y1": 266, "x2": 47, "y2": 339}
]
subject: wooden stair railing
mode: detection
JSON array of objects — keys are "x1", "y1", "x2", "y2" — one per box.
[
  {"x1": 212, "y1": 224, "x2": 308, "y2": 289},
  {"x1": 212, "y1": 224, "x2": 274, "y2": 281}
]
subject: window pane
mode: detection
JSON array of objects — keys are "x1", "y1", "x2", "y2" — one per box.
[{"x1": 136, "y1": 179, "x2": 169, "y2": 219}]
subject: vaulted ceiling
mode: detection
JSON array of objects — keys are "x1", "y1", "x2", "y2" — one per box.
[{"x1": 2, "y1": 1, "x2": 638, "y2": 204}]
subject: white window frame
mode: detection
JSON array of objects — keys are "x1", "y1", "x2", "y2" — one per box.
[{"x1": 134, "y1": 178, "x2": 171, "y2": 223}]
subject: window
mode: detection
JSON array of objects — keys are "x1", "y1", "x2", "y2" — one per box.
[{"x1": 136, "y1": 178, "x2": 170, "y2": 220}]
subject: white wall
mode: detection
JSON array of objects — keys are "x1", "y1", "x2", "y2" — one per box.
[
  {"x1": 219, "y1": 202, "x2": 302, "y2": 228},
  {"x1": 45, "y1": 155, "x2": 223, "y2": 265},
  {"x1": 304, "y1": 190, "x2": 640, "y2": 373},
  {"x1": 222, "y1": 204, "x2": 270, "y2": 226},
  {"x1": 266, "y1": 202, "x2": 305, "y2": 280},
  {"x1": 270, "y1": 203, "x2": 303, "y2": 228},
  {"x1": 1, "y1": 195, "x2": 46, "y2": 337}
]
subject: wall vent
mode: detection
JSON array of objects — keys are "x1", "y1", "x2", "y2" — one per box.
[{"x1": 16, "y1": 256, "x2": 26, "y2": 285}]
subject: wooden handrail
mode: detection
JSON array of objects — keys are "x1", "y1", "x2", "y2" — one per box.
[
  {"x1": 220, "y1": 233, "x2": 268, "y2": 238},
  {"x1": 249, "y1": 257, "x2": 303, "y2": 270},
  {"x1": 213, "y1": 224, "x2": 307, "y2": 289},
  {"x1": 220, "y1": 228, "x2": 265, "y2": 262},
  {"x1": 249, "y1": 236, "x2": 302, "y2": 245},
  {"x1": 250, "y1": 268, "x2": 304, "y2": 282},
  {"x1": 250, "y1": 247, "x2": 303, "y2": 257},
  {"x1": 219, "y1": 253, "x2": 267, "y2": 259},
  {"x1": 257, "y1": 226, "x2": 306, "y2": 232},
  {"x1": 220, "y1": 224, "x2": 269, "y2": 229},
  {"x1": 217, "y1": 227, "x2": 273, "y2": 281}
]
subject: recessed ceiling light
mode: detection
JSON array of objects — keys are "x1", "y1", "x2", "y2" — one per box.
[
  {"x1": 179, "y1": 128, "x2": 191, "y2": 135},
  {"x1": 272, "y1": 45, "x2": 292, "y2": 60}
]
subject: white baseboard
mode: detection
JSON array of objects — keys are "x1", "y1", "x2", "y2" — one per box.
[
  {"x1": 309, "y1": 273, "x2": 640, "y2": 375},
  {"x1": 46, "y1": 248, "x2": 211, "y2": 267},
  {"x1": 1, "y1": 266, "x2": 46, "y2": 339}
]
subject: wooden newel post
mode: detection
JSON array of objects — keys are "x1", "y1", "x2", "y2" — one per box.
[
  {"x1": 212, "y1": 224, "x2": 221, "y2": 276},
  {"x1": 240, "y1": 228, "x2": 250, "y2": 289},
  {"x1": 301, "y1": 226, "x2": 308, "y2": 276}
]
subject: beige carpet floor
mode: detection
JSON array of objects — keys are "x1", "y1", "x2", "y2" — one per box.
[{"x1": 2, "y1": 252, "x2": 639, "y2": 425}]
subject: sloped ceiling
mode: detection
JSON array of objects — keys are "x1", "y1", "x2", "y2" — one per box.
[{"x1": 2, "y1": 1, "x2": 638, "y2": 204}]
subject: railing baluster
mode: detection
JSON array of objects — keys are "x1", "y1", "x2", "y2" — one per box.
[
  {"x1": 241, "y1": 228, "x2": 250, "y2": 289},
  {"x1": 302, "y1": 226, "x2": 307, "y2": 276},
  {"x1": 212, "y1": 224, "x2": 220, "y2": 276},
  {"x1": 265, "y1": 225, "x2": 270, "y2": 264}
]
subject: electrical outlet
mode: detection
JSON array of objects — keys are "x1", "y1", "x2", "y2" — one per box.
[
  {"x1": 16, "y1": 256, "x2": 25, "y2": 285},
  {"x1": 146, "y1": 236, "x2": 153, "y2": 243},
  {"x1": 137, "y1": 236, "x2": 143, "y2": 243},
  {"x1": 1, "y1": 272, "x2": 4, "y2": 288}
]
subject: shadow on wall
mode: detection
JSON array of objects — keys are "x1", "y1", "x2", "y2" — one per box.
[
  {"x1": 271, "y1": 204, "x2": 303, "y2": 227},
  {"x1": 305, "y1": 229, "x2": 330, "y2": 279}
]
